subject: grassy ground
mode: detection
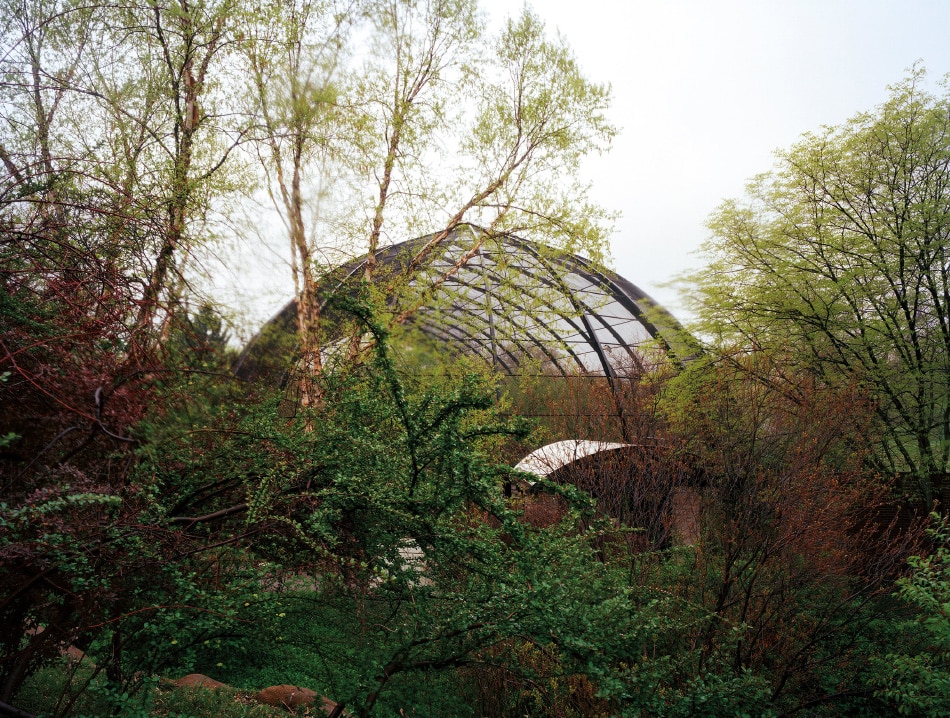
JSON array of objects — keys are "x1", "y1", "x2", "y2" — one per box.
[
  {"x1": 15, "y1": 659, "x2": 291, "y2": 718},
  {"x1": 13, "y1": 590, "x2": 471, "y2": 717}
]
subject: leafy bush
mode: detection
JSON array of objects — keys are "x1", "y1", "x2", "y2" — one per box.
[{"x1": 877, "y1": 515, "x2": 950, "y2": 716}]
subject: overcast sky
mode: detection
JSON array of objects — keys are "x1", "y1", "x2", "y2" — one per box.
[
  {"x1": 476, "y1": 0, "x2": 950, "y2": 319},
  {"x1": 221, "y1": 1, "x2": 950, "y2": 336}
]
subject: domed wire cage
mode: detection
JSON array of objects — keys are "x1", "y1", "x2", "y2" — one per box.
[{"x1": 234, "y1": 224, "x2": 697, "y2": 436}]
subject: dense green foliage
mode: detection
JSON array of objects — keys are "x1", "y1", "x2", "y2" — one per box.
[
  {"x1": 691, "y1": 68, "x2": 950, "y2": 503},
  {"x1": 3, "y1": 0, "x2": 950, "y2": 712},
  {"x1": 8, "y1": 288, "x2": 938, "y2": 716},
  {"x1": 876, "y1": 515, "x2": 950, "y2": 716}
]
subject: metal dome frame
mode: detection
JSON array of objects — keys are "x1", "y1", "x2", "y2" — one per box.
[{"x1": 235, "y1": 225, "x2": 697, "y2": 411}]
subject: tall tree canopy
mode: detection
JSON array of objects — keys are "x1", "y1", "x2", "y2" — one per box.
[
  {"x1": 0, "y1": 0, "x2": 617, "y2": 706},
  {"x1": 241, "y1": 0, "x2": 616, "y2": 406},
  {"x1": 690, "y1": 68, "x2": 950, "y2": 503}
]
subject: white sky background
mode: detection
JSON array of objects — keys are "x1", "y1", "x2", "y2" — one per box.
[
  {"x1": 478, "y1": 0, "x2": 950, "y2": 320},
  {"x1": 216, "y1": 0, "x2": 950, "y2": 338}
]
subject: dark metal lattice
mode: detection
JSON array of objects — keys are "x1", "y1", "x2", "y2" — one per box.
[{"x1": 234, "y1": 224, "x2": 697, "y2": 385}]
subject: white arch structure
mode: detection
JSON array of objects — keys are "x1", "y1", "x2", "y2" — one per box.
[{"x1": 514, "y1": 440, "x2": 631, "y2": 483}]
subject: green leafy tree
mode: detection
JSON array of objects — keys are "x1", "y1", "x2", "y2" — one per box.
[
  {"x1": 242, "y1": 1, "x2": 617, "y2": 406},
  {"x1": 241, "y1": 0, "x2": 352, "y2": 409},
  {"x1": 877, "y1": 515, "x2": 950, "y2": 716},
  {"x1": 0, "y1": 0, "x2": 248, "y2": 359},
  {"x1": 0, "y1": 0, "x2": 250, "y2": 703},
  {"x1": 689, "y1": 67, "x2": 950, "y2": 503},
  {"x1": 135, "y1": 295, "x2": 733, "y2": 716},
  {"x1": 659, "y1": 351, "x2": 919, "y2": 715},
  {"x1": 89, "y1": 0, "x2": 250, "y2": 356}
]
